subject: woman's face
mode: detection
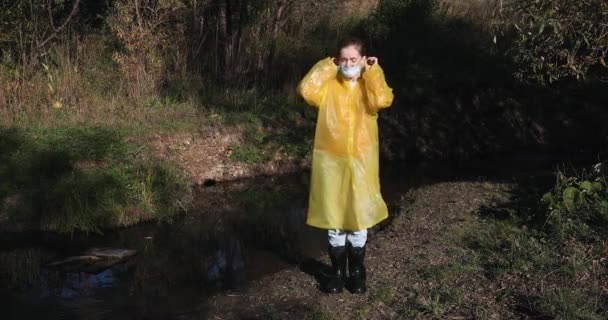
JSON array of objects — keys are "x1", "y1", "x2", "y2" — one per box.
[{"x1": 338, "y1": 45, "x2": 363, "y2": 68}]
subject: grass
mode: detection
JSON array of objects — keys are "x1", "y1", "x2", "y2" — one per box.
[
  {"x1": 0, "y1": 125, "x2": 192, "y2": 234},
  {"x1": 367, "y1": 286, "x2": 465, "y2": 318},
  {"x1": 370, "y1": 285, "x2": 398, "y2": 304},
  {"x1": 348, "y1": 177, "x2": 608, "y2": 319},
  {"x1": 462, "y1": 220, "x2": 556, "y2": 278},
  {"x1": 420, "y1": 172, "x2": 608, "y2": 319},
  {"x1": 413, "y1": 288, "x2": 453, "y2": 317},
  {"x1": 558, "y1": 242, "x2": 593, "y2": 278},
  {"x1": 534, "y1": 288, "x2": 604, "y2": 320},
  {"x1": 231, "y1": 145, "x2": 268, "y2": 164},
  {"x1": 1, "y1": 34, "x2": 202, "y2": 135}
]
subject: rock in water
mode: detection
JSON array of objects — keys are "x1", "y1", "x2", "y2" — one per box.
[
  {"x1": 84, "y1": 248, "x2": 137, "y2": 259},
  {"x1": 46, "y1": 255, "x2": 102, "y2": 271},
  {"x1": 46, "y1": 248, "x2": 137, "y2": 273}
]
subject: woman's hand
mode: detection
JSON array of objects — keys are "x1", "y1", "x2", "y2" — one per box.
[{"x1": 361, "y1": 56, "x2": 378, "y2": 71}]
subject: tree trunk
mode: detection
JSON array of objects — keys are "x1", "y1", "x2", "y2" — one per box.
[
  {"x1": 266, "y1": 0, "x2": 293, "y2": 88},
  {"x1": 217, "y1": 0, "x2": 228, "y2": 83}
]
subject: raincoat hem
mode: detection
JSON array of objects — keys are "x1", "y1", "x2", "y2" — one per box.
[{"x1": 305, "y1": 214, "x2": 388, "y2": 231}]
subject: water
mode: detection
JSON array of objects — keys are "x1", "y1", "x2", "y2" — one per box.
[
  {"x1": 0, "y1": 155, "x2": 592, "y2": 319},
  {"x1": 0, "y1": 172, "x2": 327, "y2": 319}
]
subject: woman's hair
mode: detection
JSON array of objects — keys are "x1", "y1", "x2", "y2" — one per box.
[{"x1": 337, "y1": 37, "x2": 366, "y2": 56}]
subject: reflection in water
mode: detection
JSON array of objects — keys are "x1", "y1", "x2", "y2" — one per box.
[{"x1": 0, "y1": 248, "x2": 47, "y2": 290}]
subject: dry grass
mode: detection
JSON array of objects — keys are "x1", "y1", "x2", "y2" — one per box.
[
  {"x1": 440, "y1": 0, "x2": 499, "y2": 26},
  {"x1": 342, "y1": 0, "x2": 380, "y2": 20},
  {"x1": 0, "y1": 0, "x2": 376, "y2": 131},
  {"x1": 0, "y1": 34, "x2": 200, "y2": 130}
]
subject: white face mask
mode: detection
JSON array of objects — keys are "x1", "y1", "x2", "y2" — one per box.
[{"x1": 338, "y1": 65, "x2": 362, "y2": 79}]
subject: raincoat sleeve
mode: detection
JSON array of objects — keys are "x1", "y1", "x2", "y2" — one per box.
[
  {"x1": 362, "y1": 63, "x2": 394, "y2": 112},
  {"x1": 297, "y1": 57, "x2": 337, "y2": 108}
]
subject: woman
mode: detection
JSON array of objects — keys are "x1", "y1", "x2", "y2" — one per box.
[{"x1": 297, "y1": 37, "x2": 394, "y2": 294}]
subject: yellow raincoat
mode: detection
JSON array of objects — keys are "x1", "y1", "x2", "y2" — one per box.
[{"x1": 298, "y1": 57, "x2": 394, "y2": 231}]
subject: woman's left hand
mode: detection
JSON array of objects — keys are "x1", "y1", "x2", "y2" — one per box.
[{"x1": 362, "y1": 56, "x2": 378, "y2": 71}]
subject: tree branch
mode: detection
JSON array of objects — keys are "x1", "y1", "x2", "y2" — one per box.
[
  {"x1": 40, "y1": 0, "x2": 80, "y2": 48},
  {"x1": 47, "y1": 0, "x2": 58, "y2": 32}
]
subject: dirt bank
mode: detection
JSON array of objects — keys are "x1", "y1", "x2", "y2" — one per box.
[{"x1": 146, "y1": 128, "x2": 310, "y2": 185}]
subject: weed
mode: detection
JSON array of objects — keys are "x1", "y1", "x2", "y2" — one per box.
[
  {"x1": 412, "y1": 287, "x2": 459, "y2": 317},
  {"x1": 541, "y1": 172, "x2": 608, "y2": 240},
  {"x1": 371, "y1": 285, "x2": 398, "y2": 304},
  {"x1": 558, "y1": 242, "x2": 592, "y2": 278},
  {"x1": 231, "y1": 144, "x2": 268, "y2": 164},
  {"x1": 472, "y1": 305, "x2": 502, "y2": 320},
  {"x1": 355, "y1": 304, "x2": 372, "y2": 320}
]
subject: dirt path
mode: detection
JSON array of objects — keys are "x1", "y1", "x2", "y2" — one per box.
[{"x1": 188, "y1": 180, "x2": 511, "y2": 319}]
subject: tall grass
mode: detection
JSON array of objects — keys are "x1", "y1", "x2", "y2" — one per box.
[
  {"x1": 0, "y1": 125, "x2": 192, "y2": 234},
  {"x1": 440, "y1": 0, "x2": 498, "y2": 26},
  {"x1": 0, "y1": 33, "x2": 200, "y2": 130},
  {"x1": 0, "y1": 0, "x2": 372, "y2": 130}
]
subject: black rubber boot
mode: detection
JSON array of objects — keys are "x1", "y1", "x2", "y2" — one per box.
[
  {"x1": 326, "y1": 245, "x2": 347, "y2": 293},
  {"x1": 347, "y1": 244, "x2": 367, "y2": 294}
]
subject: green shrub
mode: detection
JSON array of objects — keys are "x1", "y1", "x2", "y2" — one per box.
[
  {"x1": 493, "y1": 0, "x2": 608, "y2": 84},
  {"x1": 541, "y1": 173, "x2": 608, "y2": 239}
]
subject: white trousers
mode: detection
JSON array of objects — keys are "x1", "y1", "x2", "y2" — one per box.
[{"x1": 328, "y1": 229, "x2": 368, "y2": 248}]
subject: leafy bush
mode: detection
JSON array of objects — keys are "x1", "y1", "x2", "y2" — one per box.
[
  {"x1": 493, "y1": 0, "x2": 608, "y2": 84},
  {"x1": 108, "y1": 0, "x2": 185, "y2": 100},
  {"x1": 0, "y1": 0, "x2": 72, "y2": 65},
  {"x1": 541, "y1": 172, "x2": 608, "y2": 239}
]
